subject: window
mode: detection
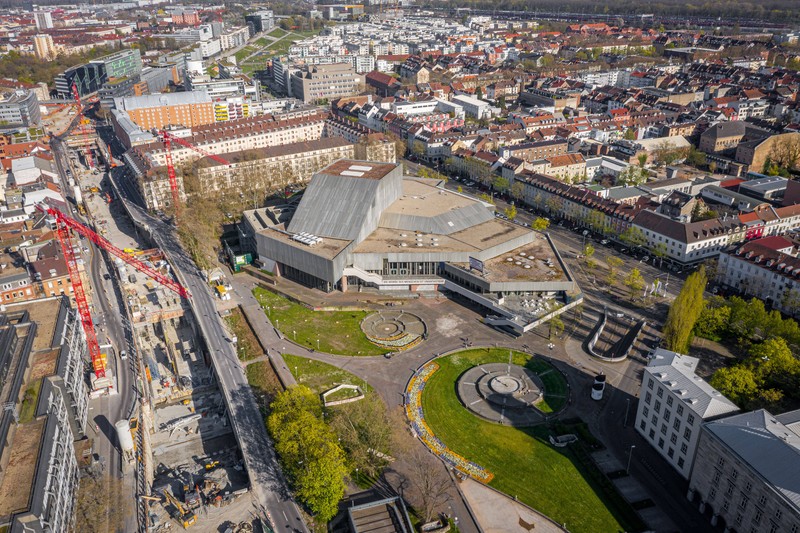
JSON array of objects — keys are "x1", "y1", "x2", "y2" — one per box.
[
  {"x1": 709, "y1": 488, "x2": 717, "y2": 500},
  {"x1": 673, "y1": 418, "x2": 681, "y2": 431},
  {"x1": 652, "y1": 415, "x2": 658, "y2": 425},
  {"x1": 680, "y1": 443, "x2": 688, "y2": 455},
  {"x1": 718, "y1": 457, "x2": 726, "y2": 468},
  {"x1": 739, "y1": 495, "x2": 748, "y2": 510},
  {"x1": 670, "y1": 433, "x2": 677, "y2": 444},
  {"x1": 664, "y1": 410, "x2": 671, "y2": 422},
  {"x1": 684, "y1": 428, "x2": 692, "y2": 441},
  {"x1": 736, "y1": 514, "x2": 743, "y2": 525},
  {"x1": 643, "y1": 407, "x2": 649, "y2": 418},
  {"x1": 648, "y1": 378, "x2": 654, "y2": 390},
  {"x1": 688, "y1": 414, "x2": 695, "y2": 425},
  {"x1": 654, "y1": 400, "x2": 661, "y2": 413},
  {"x1": 726, "y1": 482, "x2": 734, "y2": 497},
  {"x1": 723, "y1": 500, "x2": 730, "y2": 511},
  {"x1": 769, "y1": 522, "x2": 779, "y2": 533},
  {"x1": 649, "y1": 429, "x2": 655, "y2": 440},
  {"x1": 754, "y1": 509, "x2": 762, "y2": 523},
  {"x1": 668, "y1": 447, "x2": 674, "y2": 458},
  {"x1": 677, "y1": 457, "x2": 685, "y2": 468},
  {"x1": 775, "y1": 509, "x2": 782, "y2": 520},
  {"x1": 713, "y1": 471, "x2": 721, "y2": 483},
  {"x1": 667, "y1": 396, "x2": 673, "y2": 407},
  {"x1": 658, "y1": 438, "x2": 665, "y2": 449},
  {"x1": 640, "y1": 420, "x2": 646, "y2": 431},
  {"x1": 759, "y1": 495, "x2": 767, "y2": 506},
  {"x1": 657, "y1": 388, "x2": 664, "y2": 398},
  {"x1": 645, "y1": 392, "x2": 652, "y2": 404},
  {"x1": 661, "y1": 424, "x2": 668, "y2": 436},
  {"x1": 677, "y1": 405, "x2": 684, "y2": 416},
  {"x1": 745, "y1": 481, "x2": 752, "y2": 492}
]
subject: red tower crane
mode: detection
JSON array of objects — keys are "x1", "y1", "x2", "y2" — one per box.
[
  {"x1": 38, "y1": 204, "x2": 190, "y2": 388},
  {"x1": 159, "y1": 130, "x2": 230, "y2": 223},
  {"x1": 70, "y1": 83, "x2": 95, "y2": 169}
]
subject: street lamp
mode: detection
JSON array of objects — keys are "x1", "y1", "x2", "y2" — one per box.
[
  {"x1": 627, "y1": 445, "x2": 636, "y2": 474},
  {"x1": 317, "y1": 338, "x2": 320, "y2": 350}
]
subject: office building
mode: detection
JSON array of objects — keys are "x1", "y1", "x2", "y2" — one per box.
[
  {"x1": 245, "y1": 11, "x2": 274, "y2": 35},
  {"x1": 115, "y1": 91, "x2": 215, "y2": 130},
  {"x1": 290, "y1": 63, "x2": 364, "y2": 104},
  {"x1": 635, "y1": 349, "x2": 739, "y2": 479},
  {"x1": 55, "y1": 49, "x2": 143, "y2": 98},
  {"x1": 0, "y1": 297, "x2": 89, "y2": 533},
  {"x1": 688, "y1": 409, "x2": 800, "y2": 533},
  {"x1": 0, "y1": 90, "x2": 41, "y2": 127}
]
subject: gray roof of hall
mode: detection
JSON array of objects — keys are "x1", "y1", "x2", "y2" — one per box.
[{"x1": 704, "y1": 409, "x2": 800, "y2": 513}]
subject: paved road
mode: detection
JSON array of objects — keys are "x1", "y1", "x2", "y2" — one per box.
[{"x1": 107, "y1": 168, "x2": 308, "y2": 533}]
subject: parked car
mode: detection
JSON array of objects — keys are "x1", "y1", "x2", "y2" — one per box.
[{"x1": 600, "y1": 239, "x2": 610, "y2": 245}]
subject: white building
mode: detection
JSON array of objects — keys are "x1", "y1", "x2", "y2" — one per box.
[
  {"x1": 34, "y1": 11, "x2": 54, "y2": 30},
  {"x1": 635, "y1": 349, "x2": 739, "y2": 479},
  {"x1": 452, "y1": 94, "x2": 497, "y2": 120}
]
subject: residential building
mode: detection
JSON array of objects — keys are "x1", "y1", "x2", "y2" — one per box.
[
  {"x1": 0, "y1": 297, "x2": 89, "y2": 533},
  {"x1": 699, "y1": 122, "x2": 747, "y2": 154},
  {"x1": 499, "y1": 139, "x2": 569, "y2": 162},
  {"x1": 635, "y1": 348, "x2": 739, "y2": 479},
  {"x1": 0, "y1": 252, "x2": 36, "y2": 303},
  {"x1": 34, "y1": 11, "x2": 54, "y2": 30},
  {"x1": 0, "y1": 90, "x2": 40, "y2": 127},
  {"x1": 290, "y1": 63, "x2": 364, "y2": 104},
  {"x1": 195, "y1": 137, "x2": 356, "y2": 193},
  {"x1": 688, "y1": 409, "x2": 800, "y2": 533},
  {"x1": 33, "y1": 34, "x2": 56, "y2": 61}
]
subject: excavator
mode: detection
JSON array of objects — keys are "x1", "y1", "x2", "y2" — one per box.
[{"x1": 162, "y1": 490, "x2": 197, "y2": 529}]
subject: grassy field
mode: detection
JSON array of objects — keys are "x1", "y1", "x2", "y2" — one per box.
[
  {"x1": 421, "y1": 349, "x2": 637, "y2": 533},
  {"x1": 283, "y1": 354, "x2": 372, "y2": 394},
  {"x1": 224, "y1": 307, "x2": 262, "y2": 361},
  {"x1": 253, "y1": 287, "x2": 384, "y2": 356},
  {"x1": 18, "y1": 379, "x2": 42, "y2": 424},
  {"x1": 268, "y1": 28, "x2": 288, "y2": 38},
  {"x1": 246, "y1": 361, "x2": 282, "y2": 413}
]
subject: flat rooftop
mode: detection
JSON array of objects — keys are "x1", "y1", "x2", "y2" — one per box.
[
  {"x1": 0, "y1": 418, "x2": 45, "y2": 518},
  {"x1": 8, "y1": 299, "x2": 59, "y2": 352},
  {"x1": 382, "y1": 179, "x2": 475, "y2": 217},
  {"x1": 263, "y1": 223, "x2": 353, "y2": 260},
  {"x1": 452, "y1": 234, "x2": 567, "y2": 283},
  {"x1": 321, "y1": 160, "x2": 397, "y2": 180}
]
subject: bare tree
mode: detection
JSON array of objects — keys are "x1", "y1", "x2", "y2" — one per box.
[
  {"x1": 72, "y1": 474, "x2": 132, "y2": 533},
  {"x1": 409, "y1": 449, "x2": 452, "y2": 522}
]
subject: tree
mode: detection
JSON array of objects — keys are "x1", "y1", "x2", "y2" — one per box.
[
  {"x1": 268, "y1": 386, "x2": 347, "y2": 522},
  {"x1": 619, "y1": 226, "x2": 646, "y2": 248},
  {"x1": 409, "y1": 449, "x2": 452, "y2": 522},
  {"x1": 510, "y1": 181, "x2": 525, "y2": 201},
  {"x1": 637, "y1": 153, "x2": 648, "y2": 168},
  {"x1": 411, "y1": 140, "x2": 426, "y2": 160},
  {"x1": 685, "y1": 146, "x2": 707, "y2": 168},
  {"x1": 328, "y1": 395, "x2": 393, "y2": 478},
  {"x1": 617, "y1": 165, "x2": 648, "y2": 187},
  {"x1": 770, "y1": 134, "x2": 800, "y2": 171},
  {"x1": 693, "y1": 299, "x2": 731, "y2": 341},
  {"x1": 623, "y1": 267, "x2": 645, "y2": 299},
  {"x1": 549, "y1": 315, "x2": 565, "y2": 339},
  {"x1": 584, "y1": 209, "x2": 606, "y2": 234},
  {"x1": 747, "y1": 337, "x2": 799, "y2": 390},
  {"x1": 605, "y1": 256, "x2": 623, "y2": 285},
  {"x1": 531, "y1": 217, "x2": 550, "y2": 231},
  {"x1": 492, "y1": 175, "x2": 510, "y2": 193},
  {"x1": 504, "y1": 205, "x2": 517, "y2": 220},
  {"x1": 475, "y1": 86, "x2": 483, "y2": 100},
  {"x1": 544, "y1": 196, "x2": 563, "y2": 215},
  {"x1": 478, "y1": 192, "x2": 495, "y2": 205},
  {"x1": 73, "y1": 474, "x2": 132, "y2": 532},
  {"x1": 663, "y1": 267, "x2": 708, "y2": 352},
  {"x1": 710, "y1": 366, "x2": 759, "y2": 406},
  {"x1": 583, "y1": 243, "x2": 595, "y2": 260},
  {"x1": 623, "y1": 128, "x2": 637, "y2": 140}
]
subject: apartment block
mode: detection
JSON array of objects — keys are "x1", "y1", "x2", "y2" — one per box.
[
  {"x1": 290, "y1": 63, "x2": 364, "y2": 104},
  {"x1": 635, "y1": 349, "x2": 739, "y2": 479},
  {"x1": 0, "y1": 297, "x2": 89, "y2": 533},
  {"x1": 33, "y1": 34, "x2": 56, "y2": 61},
  {"x1": 688, "y1": 409, "x2": 800, "y2": 533},
  {"x1": 0, "y1": 90, "x2": 40, "y2": 127}
]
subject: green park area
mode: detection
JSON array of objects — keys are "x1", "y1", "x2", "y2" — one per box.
[
  {"x1": 253, "y1": 287, "x2": 385, "y2": 356},
  {"x1": 283, "y1": 354, "x2": 372, "y2": 394},
  {"x1": 421, "y1": 349, "x2": 638, "y2": 533}
]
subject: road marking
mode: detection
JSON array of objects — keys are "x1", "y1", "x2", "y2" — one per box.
[{"x1": 282, "y1": 511, "x2": 288, "y2": 521}]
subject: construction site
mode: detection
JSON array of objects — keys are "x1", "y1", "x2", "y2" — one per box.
[{"x1": 65, "y1": 120, "x2": 265, "y2": 532}]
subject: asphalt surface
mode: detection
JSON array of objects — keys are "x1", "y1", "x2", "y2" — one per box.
[{"x1": 107, "y1": 168, "x2": 308, "y2": 533}]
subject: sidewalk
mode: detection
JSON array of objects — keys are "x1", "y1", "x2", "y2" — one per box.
[{"x1": 459, "y1": 478, "x2": 566, "y2": 533}]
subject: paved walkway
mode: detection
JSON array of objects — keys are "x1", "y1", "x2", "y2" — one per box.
[
  {"x1": 459, "y1": 478, "x2": 566, "y2": 533},
  {"x1": 239, "y1": 302, "x2": 297, "y2": 387}
]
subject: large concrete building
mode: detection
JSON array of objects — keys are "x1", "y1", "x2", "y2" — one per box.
[
  {"x1": 115, "y1": 91, "x2": 216, "y2": 130},
  {"x1": 55, "y1": 49, "x2": 143, "y2": 98},
  {"x1": 290, "y1": 63, "x2": 364, "y2": 104},
  {"x1": 688, "y1": 409, "x2": 800, "y2": 533},
  {"x1": 0, "y1": 297, "x2": 89, "y2": 533},
  {"x1": 240, "y1": 160, "x2": 581, "y2": 333},
  {"x1": 635, "y1": 349, "x2": 739, "y2": 479},
  {"x1": 0, "y1": 90, "x2": 41, "y2": 127}
]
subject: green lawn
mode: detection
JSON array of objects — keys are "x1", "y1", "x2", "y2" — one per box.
[
  {"x1": 268, "y1": 28, "x2": 288, "y2": 38},
  {"x1": 255, "y1": 37, "x2": 270, "y2": 47},
  {"x1": 253, "y1": 288, "x2": 385, "y2": 356},
  {"x1": 234, "y1": 46, "x2": 257, "y2": 63},
  {"x1": 421, "y1": 349, "x2": 637, "y2": 533},
  {"x1": 18, "y1": 379, "x2": 42, "y2": 423},
  {"x1": 224, "y1": 307, "x2": 262, "y2": 361},
  {"x1": 266, "y1": 39, "x2": 296, "y2": 55},
  {"x1": 246, "y1": 361, "x2": 282, "y2": 413},
  {"x1": 283, "y1": 354, "x2": 372, "y2": 394}
]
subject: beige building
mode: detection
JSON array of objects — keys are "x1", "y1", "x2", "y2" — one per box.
[
  {"x1": 736, "y1": 132, "x2": 800, "y2": 173},
  {"x1": 33, "y1": 34, "x2": 56, "y2": 60},
  {"x1": 195, "y1": 137, "x2": 356, "y2": 194},
  {"x1": 290, "y1": 63, "x2": 364, "y2": 104},
  {"x1": 116, "y1": 91, "x2": 216, "y2": 130}
]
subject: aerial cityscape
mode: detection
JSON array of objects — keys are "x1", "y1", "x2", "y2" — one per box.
[{"x1": 1, "y1": 1, "x2": 800, "y2": 532}]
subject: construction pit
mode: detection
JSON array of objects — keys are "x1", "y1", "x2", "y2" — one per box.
[{"x1": 72, "y1": 159, "x2": 262, "y2": 531}]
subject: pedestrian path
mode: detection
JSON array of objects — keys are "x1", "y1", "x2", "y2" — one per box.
[
  {"x1": 459, "y1": 478, "x2": 566, "y2": 533},
  {"x1": 239, "y1": 303, "x2": 297, "y2": 388}
]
